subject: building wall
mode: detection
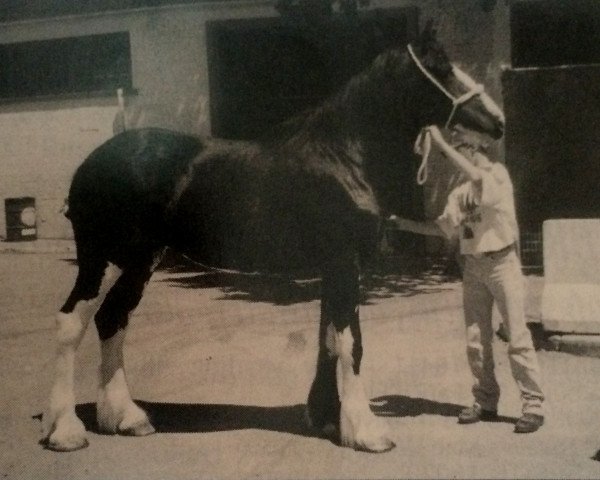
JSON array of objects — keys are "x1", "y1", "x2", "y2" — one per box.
[
  {"x1": 0, "y1": 0, "x2": 510, "y2": 240},
  {"x1": 0, "y1": 1, "x2": 275, "y2": 239}
]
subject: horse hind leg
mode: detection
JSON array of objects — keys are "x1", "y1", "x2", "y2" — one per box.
[
  {"x1": 94, "y1": 253, "x2": 162, "y2": 437},
  {"x1": 42, "y1": 257, "x2": 122, "y2": 451}
]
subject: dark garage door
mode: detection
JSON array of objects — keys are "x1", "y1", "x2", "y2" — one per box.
[
  {"x1": 206, "y1": 9, "x2": 417, "y2": 140},
  {"x1": 503, "y1": 0, "x2": 600, "y2": 269}
]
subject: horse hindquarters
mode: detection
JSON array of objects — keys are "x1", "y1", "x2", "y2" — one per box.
[
  {"x1": 307, "y1": 256, "x2": 395, "y2": 452},
  {"x1": 42, "y1": 129, "x2": 197, "y2": 450}
]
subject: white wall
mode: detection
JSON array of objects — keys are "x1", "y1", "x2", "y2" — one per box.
[{"x1": 0, "y1": 1, "x2": 274, "y2": 239}]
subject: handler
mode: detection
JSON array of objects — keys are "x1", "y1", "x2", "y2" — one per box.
[{"x1": 390, "y1": 125, "x2": 545, "y2": 433}]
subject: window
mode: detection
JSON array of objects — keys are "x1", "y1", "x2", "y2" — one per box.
[
  {"x1": 0, "y1": 32, "x2": 133, "y2": 100},
  {"x1": 511, "y1": 0, "x2": 600, "y2": 68}
]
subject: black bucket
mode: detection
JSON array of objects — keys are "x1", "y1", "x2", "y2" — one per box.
[{"x1": 5, "y1": 197, "x2": 37, "y2": 242}]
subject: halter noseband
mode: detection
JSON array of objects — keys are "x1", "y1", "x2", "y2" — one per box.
[{"x1": 407, "y1": 43, "x2": 484, "y2": 129}]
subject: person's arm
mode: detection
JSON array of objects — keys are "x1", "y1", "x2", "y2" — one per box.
[
  {"x1": 427, "y1": 126, "x2": 482, "y2": 183},
  {"x1": 388, "y1": 215, "x2": 445, "y2": 237}
]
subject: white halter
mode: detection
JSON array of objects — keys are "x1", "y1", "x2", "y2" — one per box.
[
  {"x1": 407, "y1": 44, "x2": 485, "y2": 185},
  {"x1": 407, "y1": 43, "x2": 484, "y2": 129}
]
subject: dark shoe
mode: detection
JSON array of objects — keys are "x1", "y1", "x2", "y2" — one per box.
[
  {"x1": 458, "y1": 405, "x2": 498, "y2": 424},
  {"x1": 495, "y1": 322, "x2": 509, "y2": 342},
  {"x1": 514, "y1": 413, "x2": 544, "y2": 433}
]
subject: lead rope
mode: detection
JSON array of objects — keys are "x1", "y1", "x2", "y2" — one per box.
[
  {"x1": 181, "y1": 253, "x2": 262, "y2": 277},
  {"x1": 178, "y1": 252, "x2": 320, "y2": 283},
  {"x1": 414, "y1": 128, "x2": 432, "y2": 185}
]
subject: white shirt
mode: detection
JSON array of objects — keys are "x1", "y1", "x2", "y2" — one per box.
[{"x1": 435, "y1": 163, "x2": 518, "y2": 255}]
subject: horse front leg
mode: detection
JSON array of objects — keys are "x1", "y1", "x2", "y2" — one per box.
[
  {"x1": 306, "y1": 304, "x2": 341, "y2": 437},
  {"x1": 309, "y1": 257, "x2": 395, "y2": 452}
]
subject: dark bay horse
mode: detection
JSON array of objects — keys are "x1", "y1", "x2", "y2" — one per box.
[{"x1": 42, "y1": 26, "x2": 504, "y2": 453}]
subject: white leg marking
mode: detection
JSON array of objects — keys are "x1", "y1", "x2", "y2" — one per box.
[
  {"x1": 97, "y1": 329, "x2": 154, "y2": 436},
  {"x1": 336, "y1": 327, "x2": 395, "y2": 452},
  {"x1": 42, "y1": 263, "x2": 122, "y2": 451}
]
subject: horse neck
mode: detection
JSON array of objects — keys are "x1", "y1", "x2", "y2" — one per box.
[
  {"x1": 267, "y1": 53, "x2": 423, "y2": 148},
  {"x1": 331, "y1": 58, "x2": 423, "y2": 145},
  {"x1": 324, "y1": 59, "x2": 425, "y2": 214}
]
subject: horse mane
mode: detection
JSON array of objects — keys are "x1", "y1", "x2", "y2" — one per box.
[
  {"x1": 262, "y1": 48, "x2": 411, "y2": 146},
  {"x1": 262, "y1": 29, "x2": 453, "y2": 148}
]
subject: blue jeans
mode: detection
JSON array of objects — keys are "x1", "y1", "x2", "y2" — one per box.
[{"x1": 462, "y1": 248, "x2": 544, "y2": 415}]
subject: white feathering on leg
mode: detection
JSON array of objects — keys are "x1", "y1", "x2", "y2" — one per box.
[{"x1": 335, "y1": 327, "x2": 395, "y2": 452}]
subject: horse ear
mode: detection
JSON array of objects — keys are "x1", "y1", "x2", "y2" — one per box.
[{"x1": 415, "y1": 19, "x2": 450, "y2": 73}]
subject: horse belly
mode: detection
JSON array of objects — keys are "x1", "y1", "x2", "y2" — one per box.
[
  {"x1": 164, "y1": 163, "x2": 310, "y2": 273},
  {"x1": 167, "y1": 197, "x2": 314, "y2": 274}
]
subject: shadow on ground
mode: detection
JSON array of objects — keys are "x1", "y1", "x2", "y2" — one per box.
[
  {"x1": 157, "y1": 253, "x2": 459, "y2": 307},
  {"x1": 75, "y1": 402, "x2": 312, "y2": 436},
  {"x1": 371, "y1": 395, "x2": 518, "y2": 424},
  {"x1": 35, "y1": 395, "x2": 506, "y2": 441},
  {"x1": 61, "y1": 249, "x2": 458, "y2": 306}
]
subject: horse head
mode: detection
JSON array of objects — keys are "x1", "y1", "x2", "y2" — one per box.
[{"x1": 400, "y1": 22, "x2": 505, "y2": 140}]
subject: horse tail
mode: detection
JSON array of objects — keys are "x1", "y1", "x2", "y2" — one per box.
[{"x1": 60, "y1": 198, "x2": 70, "y2": 219}]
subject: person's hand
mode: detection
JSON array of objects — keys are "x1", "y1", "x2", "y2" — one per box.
[
  {"x1": 426, "y1": 125, "x2": 444, "y2": 144},
  {"x1": 388, "y1": 215, "x2": 412, "y2": 232},
  {"x1": 458, "y1": 185, "x2": 479, "y2": 211}
]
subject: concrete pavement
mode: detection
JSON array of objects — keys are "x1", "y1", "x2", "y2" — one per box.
[
  {"x1": 0, "y1": 238, "x2": 75, "y2": 254},
  {"x1": 1, "y1": 237, "x2": 598, "y2": 358},
  {"x1": 1, "y1": 250, "x2": 600, "y2": 478}
]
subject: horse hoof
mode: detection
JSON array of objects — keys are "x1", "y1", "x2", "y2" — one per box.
[
  {"x1": 118, "y1": 420, "x2": 155, "y2": 437},
  {"x1": 355, "y1": 437, "x2": 396, "y2": 454},
  {"x1": 340, "y1": 431, "x2": 396, "y2": 453},
  {"x1": 41, "y1": 413, "x2": 89, "y2": 452},
  {"x1": 42, "y1": 436, "x2": 89, "y2": 452}
]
